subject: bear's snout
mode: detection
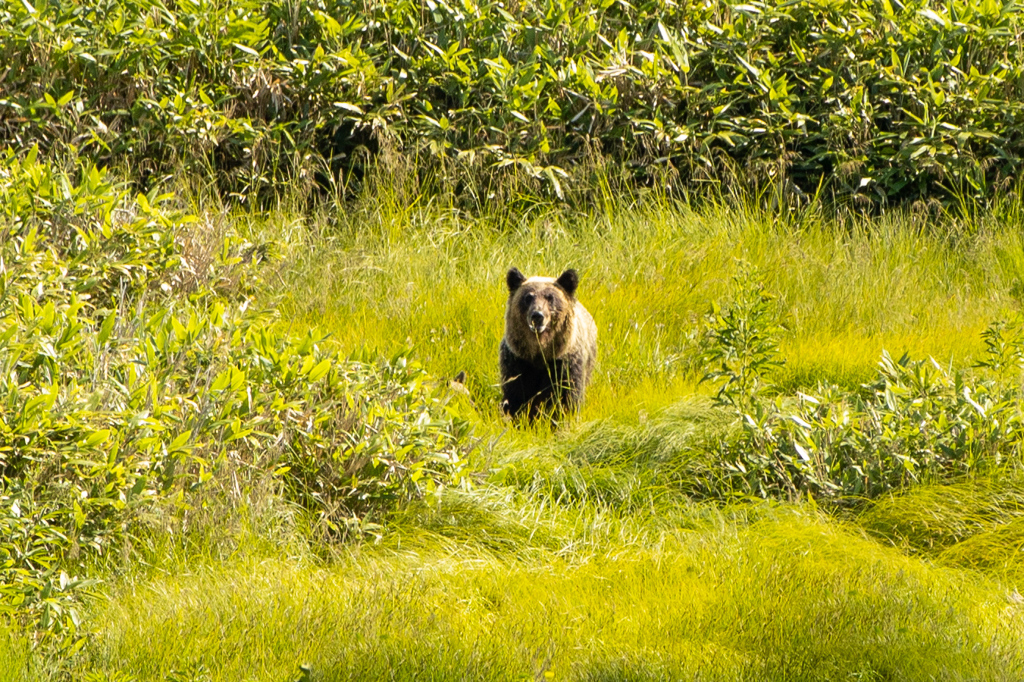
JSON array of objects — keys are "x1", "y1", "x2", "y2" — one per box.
[{"x1": 529, "y1": 310, "x2": 546, "y2": 333}]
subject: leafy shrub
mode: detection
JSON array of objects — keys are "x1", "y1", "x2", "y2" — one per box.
[
  {"x1": 975, "y1": 312, "x2": 1024, "y2": 374},
  {"x1": 276, "y1": 351, "x2": 473, "y2": 538},
  {"x1": 1, "y1": 0, "x2": 1022, "y2": 206},
  {"x1": 734, "y1": 352, "x2": 1024, "y2": 500},
  {"x1": 0, "y1": 150, "x2": 474, "y2": 646},
  {"x1": 698, "y1": 274, "x2": 1024, "y2": 502},
  {"x1": 0, "y1": 495, "x2": 98, "y2": 651},
  {"x1": 700, "y1": 263, "x2": 785, "y2": 413}
]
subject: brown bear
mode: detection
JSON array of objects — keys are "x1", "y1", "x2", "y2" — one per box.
[{"x1": 500, "y1": 267, "x2": 597, "y2": 421}]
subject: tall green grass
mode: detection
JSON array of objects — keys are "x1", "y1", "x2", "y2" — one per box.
[
  {"x1": 862, "y1": 475, "x2": 1024, "y2": 583},
  {"x1": 0, "y1": 630, "x2": 38, "y2": 682},
  {"x1": 263, "y1": 194, "x2": 1024, "y2": 421}
]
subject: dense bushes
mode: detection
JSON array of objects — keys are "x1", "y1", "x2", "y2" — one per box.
[
  {"x1": 0, "y1": 151, "x2": 473, "y2": 644},
  {"x1": 714, "y1": 351, "x2": 1024, "y2": 500},
  {"x1": 698, "y1": 267, "x2": 1024, "y2": 502},
  {"x1": 1, "y1": 0, "x2": 1022, "y2": 206}
]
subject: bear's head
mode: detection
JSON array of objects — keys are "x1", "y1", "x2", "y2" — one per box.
[{"x1": 504, "y1": 267, "x2": 579, "y2": 361}]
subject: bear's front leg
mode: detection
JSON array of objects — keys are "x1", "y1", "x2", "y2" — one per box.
[{"x1": 500, "y1": 341, "x2": 537, "y2": 418}]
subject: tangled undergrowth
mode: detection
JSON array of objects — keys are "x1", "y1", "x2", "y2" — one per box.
[{"x1": 0, "y1": 151, "x2": 473, "y2": 649}]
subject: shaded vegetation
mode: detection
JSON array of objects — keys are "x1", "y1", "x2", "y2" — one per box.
[{"x1": 1, "y1": 0, "x2": 1023, "y2": 206}]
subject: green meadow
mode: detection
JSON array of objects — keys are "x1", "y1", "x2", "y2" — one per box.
[
  {"x1": 4, "y1": 0, "x2": 1024, "y2": 677},
  {"x1": 5, "y1": 177, "x2": 1024, "y2": 680},
  {"x1": 271, "y1": 193, "x2": 1024, "y2": 405}
]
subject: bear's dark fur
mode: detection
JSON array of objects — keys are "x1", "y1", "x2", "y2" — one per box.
[{"x1": 500, "y1": 267, "x2": 597, "y2": 421}]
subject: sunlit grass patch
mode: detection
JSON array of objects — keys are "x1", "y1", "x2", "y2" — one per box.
[
  {"x1": 262, "y1": 198, "x2": 1010, "y2": 420},
  {"x1": 0, "y1": 630, "x2": 36, "y2": 682},
  {"x1": 82, "y1": 509, "x2": 1024, "y2": 681},
  {"x1": 939, "y1": 520, "x2": 1024, "y2": 584},
  {"x1": 776, "y1": 328, "x2": 988, "y2": 392},
  {"x1": 860, "y1": 478, "x2": 1024, "y2": 576}
]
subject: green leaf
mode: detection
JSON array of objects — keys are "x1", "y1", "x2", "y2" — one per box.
[
  {"x1": 97, "y1": 313, "x2": 116, "y2": 346},
  {"x1": 918, "y1": 8, "x2": 947, "y2": 27},
  {"x1": 736, "y1": 55, "x2": 761, "y2": 79},
  {"x1": 307, "y1": 358, "x2": 333, "y2": 382},
  {"x1": 334, "y1": 102, "x2": 364, "y2": 115},
  {"x1": 167, "y1": 430, "x2": 193, "y2": 453},
  {"x1": 83, "y1": 430, "x2": 110, "y2": 448},
  {"x1": 233, "y1": 43, "x2": 260, "y2": 57}
]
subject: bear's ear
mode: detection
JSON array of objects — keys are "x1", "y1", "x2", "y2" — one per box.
[
  {"x1": 507, "y1": 267, "x2": 526, "y2": 293},
  {"x1": 556, "y1": 269, "x2": 579, "y2": 297}
]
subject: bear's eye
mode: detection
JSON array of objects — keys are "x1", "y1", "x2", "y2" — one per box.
[
  {"x1": 523, "y1": 293, "x2": 535, "y2": 303},
  {"x1": 546, "y1": 294, "x2": 555, "y2": 303}
]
